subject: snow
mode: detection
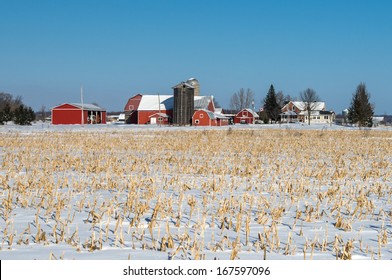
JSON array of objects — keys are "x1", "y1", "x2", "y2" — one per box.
[
  {"x1": 138, "y1": 95, "x2": 173, "y2": 111},
  {"x1": 290, "y1": 101, "x2": 326, "y2": 111},
  {"x1": 0, "y1": 123, "x2": 391, "y2": 260}
]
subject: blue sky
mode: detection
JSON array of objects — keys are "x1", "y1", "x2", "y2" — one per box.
[{"x1": 1, "y1": 0, "x2": 391, "y2": 114}]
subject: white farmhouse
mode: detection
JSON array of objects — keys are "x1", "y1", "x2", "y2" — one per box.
[{"x1": 281, "y1": 101, "x2": 335, "y2": 124}]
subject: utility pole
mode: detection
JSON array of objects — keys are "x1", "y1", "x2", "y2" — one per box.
[
  {"x1": 158, "y1": 92, "x2": 161, "y2": 126},
  {"x1": 81, "y1": 86, "x2": 84, "y2": 126}
]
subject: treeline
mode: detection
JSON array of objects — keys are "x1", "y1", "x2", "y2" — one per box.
[
  {"x1": 227, "y1": 82, "x2": 374, "y2": 127},
  {"x1": 0, "y1": 93, "x2": 36, "y2": 125}
]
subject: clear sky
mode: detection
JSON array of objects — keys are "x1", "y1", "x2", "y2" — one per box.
[{"x1": 1, "y1": 0, "x2": 391, "y2": 114}]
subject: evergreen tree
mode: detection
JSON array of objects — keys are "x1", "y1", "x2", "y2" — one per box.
[
  {"x1": 0, "y1": 103, "x2": 13, "y2": 124},
  {"x1": 3, "y1": 103, "x2": 13, "y2": 122},
  {"x1": 27, "y1": 107, "x2": 36, "y2": 124},
  {"x1": 263, "y1": 84, "x2": 280, "y2": 123},
  {"x1": 14, "y1": 105, "x2": 35, "y2": 125},
  {"x1": 347, "y1": 83, "x2": 374, "y2": 127}
]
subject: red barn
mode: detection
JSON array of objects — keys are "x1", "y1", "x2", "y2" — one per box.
[
  {"x1": 51, "y1": 103, "x2": 107, "y2": 125},
  {"x1": 234, "y1": 108, "x2": 259, "y2": 124},
  {"x1": 192, "y1": 109, "x2": 217, "y2": 126},
  {"x1": 124, "y1": 94, "x2": 173, "y2": 124}
]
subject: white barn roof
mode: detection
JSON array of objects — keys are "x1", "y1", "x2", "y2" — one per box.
[
  {"x1": 138, "y1": 95, "x2": 173, "y2": 110},
  {"x1": 136, "y1": 94, "x2": 213, "y2": 111},
  {"x1": 194, "y1": 96, "x2": 212, "y2": 110}
]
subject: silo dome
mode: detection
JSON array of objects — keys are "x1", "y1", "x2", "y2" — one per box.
[{"x1": 186, "y1": 78, "x2": 200, "y2": 96}]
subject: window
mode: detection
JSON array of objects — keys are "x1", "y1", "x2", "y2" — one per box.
[
  {"x1": 317, "y1": 116, "x2": 320, "y2": 119},
  {"x1": 128, "y1": 105, "x2": 134, "y2": 111},
  {"x1": 242, "y1": 112, "x2": 247, "y2": 117},
  {"x1": 199, "y1": 113, "x2": 204, "y2": 118},
  {"x1": 195, "y1": 119, "x2": 200, "y2": 124},
  {"x1": 158, "y1": 117, "x2": 163, "y2": 121},
  {"x1": 324, "y1": 116, "x2": 329, "y2": 119}
]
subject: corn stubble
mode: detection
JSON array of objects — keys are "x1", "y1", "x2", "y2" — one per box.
[{"x1": 0, "y1": 128, "x2": 391, "y2": 259}]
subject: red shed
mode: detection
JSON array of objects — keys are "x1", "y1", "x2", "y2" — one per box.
[
  {"x1": 51, "y1": 103, "x2": 107, "y2": 125},
  {"x1": 215, "y1": 113, "x2": 229, "y2": 126},
  {"x1": 234, "y1": 108, "x2": 259, "y2": 124},
  {"x1": 148, "y1": 112, "x2": 170, "y2": 125}
]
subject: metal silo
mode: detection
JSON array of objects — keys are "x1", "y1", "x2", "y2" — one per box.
[{"x1": 173, "y1": 81, "x2": 194, "y2": 126}]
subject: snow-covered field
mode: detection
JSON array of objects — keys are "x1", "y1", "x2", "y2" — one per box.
[{"x1": 0, "y1": 123, "x2": 391, "y2": 260}]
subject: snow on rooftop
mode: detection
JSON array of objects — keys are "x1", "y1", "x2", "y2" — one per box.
[
  {"x1": 70, "y1": 103, "x2": 106, "y2": 111},
  {"x1": 291, "y1": 101, "x2": 326, "y2": 111},
  {"x1": 138, "y1": 95, "x2": 173, "y2": 110},
  {"x1": 194, "y1": 96, "x2": 212, "y2": 110}
]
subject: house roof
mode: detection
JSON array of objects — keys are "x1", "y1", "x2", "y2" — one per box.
[
  {"x1": 319, "y1": 110, "x2": 335, "y2": 115},
  {"x1": 285, "y1": 101, "x2": 326, "y2": 111},
  {"x1": 281, "y1": 110, "x2": 297, "y2": 116},
  {"x1": 138, "y1": 95, "x2": 173, "y2": 110},
  {"x1": 298, "y1": 110, "x2": 334, "y2": 116}
]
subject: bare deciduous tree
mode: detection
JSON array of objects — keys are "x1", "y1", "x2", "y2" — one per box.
[
  {"x1": 230, "y1": 88, "x2": 254, "y2": 111},
  {"x1": 276, "y1": 91, "x2": 292, "y2": 108},
  {"x1": 40, "y1": 105, "x2": 46, "y2": 122},
  {"x1": 212, "y1": 97, "x2": 221, "y2": 109},
  {"x1": 300, "y1": 88, "x2": 320, "y2": 125}
]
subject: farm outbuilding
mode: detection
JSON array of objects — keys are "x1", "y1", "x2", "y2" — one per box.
[
  {"x1": 51, "y1": 103, "x2": 106, "y2": 125},
  {"x1": 192, "y1": 109, "x2": 230, "y2": 126},
  {"x1": 192, "y1": 109, "x2": 217, "y2": 126},
  {"x1": 234, "y1": 108, "x2": 259, "y2": 124},
  {"x1": 215, "y1": 113, "x2": 230, "y2": 126},
  {"x1": 148, "y1": 112, "x2": 170, "y2": 125}
]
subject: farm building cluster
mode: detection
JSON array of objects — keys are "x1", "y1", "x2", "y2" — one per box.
[
  {"x1": 123, "y1": 78, "x2": 230, "y2": 126},
  {"x1": 50, "y1": 78, "x2": 336, "y2": 126}
]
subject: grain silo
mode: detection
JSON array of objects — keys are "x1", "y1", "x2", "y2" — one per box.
[
  {"x1": 172, "y1": 81, "x2": 194, "y2": 125},
  {"x1": 186, "y1": 78, "x2": 200, "y2": 96}
]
